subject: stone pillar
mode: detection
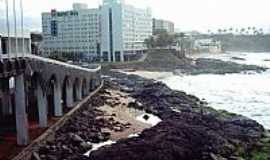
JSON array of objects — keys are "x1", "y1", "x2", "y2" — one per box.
[
  {"x1": 66, "y1": 84, "x2": 73, "y2": 108},
  {"x1": 1, "y1": 78, "x2": 11, "y2": 116},
  {"x1": 77, "y1": 84, "x2": 82, "y2": 100},
  {"x1": 82, "y1": 82, "x2": 89, "y2": 98},
  {"x1": 15, "y1": 74, "x2": 29, "y2": 146},
  {"x1": 89, "y1": 80, "x2": 93, "y2": 92},
  {"x1": 54, "y1": 82, "x2": 63, "y2": 117},
  {"x1": 76, "y1": 81, "x2": 82, "y2": 101},
  {"x1": 37, "y1": 83, "x2": 48, "y2": 128}
]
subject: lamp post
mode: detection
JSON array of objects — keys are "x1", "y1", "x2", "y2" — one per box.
[
  {"x1": 13, "y1": 0, "x2": 18, "y2": 57},
  {"x1": 5, "y1": 0, "x2": 11, "y2": 58},
  {"x1": 20, "y1": 0, "x2": 24, "y2": 57}
]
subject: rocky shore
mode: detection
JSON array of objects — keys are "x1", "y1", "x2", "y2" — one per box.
[
  {"x1": 102, "y1": 50, "x2": 267, "y2": 75},
  {"x1": 31, "y1": 71, "x2": 267, "y2": 160}
]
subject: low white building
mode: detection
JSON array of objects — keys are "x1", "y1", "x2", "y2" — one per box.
[
  {"x1": 41, "y1": 0, "x2": 152, "y2": 62},
  {"x1": 194, "y1": 39, "x2": 222, "y2": 53},
  {"x1": 0, "y1": 35, "x2": 31, "y2": 58}
]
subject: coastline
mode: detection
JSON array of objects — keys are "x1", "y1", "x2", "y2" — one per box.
[
  {"x1": 31, "y1": 51, "x2": 270, "y2": 160},
  {"x1": 31, "y1": 71, "x2": 267, "y2": 160},
  {"x1": 102, "y1": 50, "x2": 267, "y2": 75}
]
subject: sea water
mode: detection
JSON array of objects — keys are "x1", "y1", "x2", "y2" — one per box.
[{"x1": 134, "y1": 52, "x2": 270, "y2": 129}]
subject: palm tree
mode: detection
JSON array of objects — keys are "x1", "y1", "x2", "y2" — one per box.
[
  {"x1": 217, "y1": 29, "x2": 222, "y2": 35},
  {"x1": 178, "y1": 32, "x2": 186, "y2": 58},
  {"x1": 247, "y1": 27, "x2": 252, "y2": 35},
  {"x1": 229, "y1": 27, "x2": 233, "y2": 34},
  {"x1": 223, "y1": 29, "x2": 227, "y2": 34},
  {"x1": 259, "y1": 28, "x2": 264, "y2": 35},
  {"x1": 235, "y1": 28, "x2": 239, "y2": 34},
  {"x1": 240, "y1": 28, "x2": 245, "y2": 35}
]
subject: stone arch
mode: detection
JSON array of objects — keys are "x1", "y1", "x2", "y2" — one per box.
[
  {"x1": 89, "y1": 79, "x2": 94, "y2": 92},
  {"x1": 20, "y1": 58, "x2": 27, "y2": 69},
  {"x1": 32, "y1": 72, "x2": 48, "y2": 128},
  {"x1": 0, "y1": 76, "x2": 15, "y2": 135},
  {"x1": 47, "y1": 74, "x2": 63, "y2": 117},
  {"x1": 14, "y1": 59, "x2": 20, "y2": 70},
  {"x1": 5, "y1": 60, "x2": 13, "y2": 72},
  {"x1": 73, "y1": 77, "x2": 82, "y2": 101},
  {"x1": 82, "y1": 78, "x2": 88, "y2": 97},
  {"x1": 27, "y1": 72, "x2": 40, "y2": 122},
  {"x1": 0, "y1": 61, "x2": 4, "y2": 73},
  {"x1": 62, "y1": 76, "x2": 73, "y2": 109}
]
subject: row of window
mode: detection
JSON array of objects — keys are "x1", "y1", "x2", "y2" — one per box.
[{"x1": 44, "y1": 47, "x2": 97, "y2": 50}]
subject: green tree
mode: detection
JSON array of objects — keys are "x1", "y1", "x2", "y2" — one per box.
[
  {"x1": 154, "y1": 29, "x2": 175, "y2": 48},
  {"x1": 144, "y1": 36, "x2": 155, "y2": 49},
  {"x1": 176, "y1": 32, "x2": 186, "y2": 57}
]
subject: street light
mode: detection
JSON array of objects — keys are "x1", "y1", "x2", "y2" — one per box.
[
  {"x1": 20, "y1": 0, "x2": 24, "y2": 57},
  {"x1": 5, "y1": 0, "x2": 11, "y2": 58},
  {"x1": 13, "y1": 0, "x2": 18, "y2": 57}
]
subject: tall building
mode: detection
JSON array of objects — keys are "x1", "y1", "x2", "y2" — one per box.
[
  {"x1": 153, "y1": 18, "x2": 175, "y2": 34},
  {"x1": 41, "y1": 4, "x2": 100, "y2": 61},
  {"x1": 41, "y1": 0, "x2": 152, "y2": 62}
]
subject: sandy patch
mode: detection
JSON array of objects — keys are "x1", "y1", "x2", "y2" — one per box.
[{"x1": 98, "y1": 89, "x2": 151, "y2": 141}]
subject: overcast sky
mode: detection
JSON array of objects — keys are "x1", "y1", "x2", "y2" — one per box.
[{"x1": 0, "y1": 0, "x2": 270, "y2": 34}]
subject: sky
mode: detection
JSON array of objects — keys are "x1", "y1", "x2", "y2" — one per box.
[{"x1": 0, "y1": 0, "x2": 270, "y2": 34}]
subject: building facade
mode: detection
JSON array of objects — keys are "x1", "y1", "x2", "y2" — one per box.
[
  {"x1": 0, "y1": 35, "x2": 31, "y2": 58},
  {"x1": 41, "y1": 0, "x2": 152, "y2": 62},
  {"x1": 153, "y1": 18, "x2": 175, "y2": 34},
  {"x1": 193, "y1": 39, "x2": 222, "y2": 53},
  {"x1": 42, "y1": 4, "x2": 100, "y2": 61}
]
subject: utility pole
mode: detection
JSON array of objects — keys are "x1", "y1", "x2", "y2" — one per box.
[
  {"x1": 20, "y1": 0, "x2": 24, "y2": 57},
  {"x1": 13, "y1": 0, "x2": 18, "y2": 57},
  {"x1": 5, "y1": 0, "x2": 11, "y2": 58}
]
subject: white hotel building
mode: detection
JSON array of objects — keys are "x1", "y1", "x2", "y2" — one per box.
[{"x1": 41, "y1": 0, "x2": 152, "y2": 62}]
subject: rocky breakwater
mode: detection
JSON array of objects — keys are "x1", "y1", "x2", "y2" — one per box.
[
  {"x1": 89, "y1": 72, "x2": 266, "y2": 160},
  {"x1": 31, "y1": 90, "x2": 135, "y2": 160}
]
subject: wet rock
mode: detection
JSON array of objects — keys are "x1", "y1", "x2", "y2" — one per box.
[
  {"x1": 69, "y1": 133, "x2": 85, "y2": 143},
  {"x1": 31, "y1": 152, "x2": 41, "y2": 160},
  {"x1": 32, "y1": 71, "x2": 265, "y2": 160},
  {"x1": 88, "y1": 72, "x2": 265, "y2": 160},
  {"x1": 80, "y1": 142, "x2": 92, "y2": 150}
]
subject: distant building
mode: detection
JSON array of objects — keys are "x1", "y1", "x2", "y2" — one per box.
[
  {"x1": 194, "y1": 39, "x2": 222, "y2": 53},
  {"x1": 0, "y1": 35, "x2": 31, "y2": 57},
  {"x1": 153, "y1": 18, "x2": 174, "y2": 34},
  {"x1": 31, "y1": 32, "x2": 43, "y2": 55},
  {"x1": 41, "y1": 4, "x2": 100, "y2": 61},
  {"x1": 41, "y1": 0, "x2": 152, "y2": 62},
  {"x1": 101, "y1": 0, "x2": 152, "y2": 62}
]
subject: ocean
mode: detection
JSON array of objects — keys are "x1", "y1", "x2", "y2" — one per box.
[{"x1": 133, "y1": 52, "x2": 270, "y2": 129}]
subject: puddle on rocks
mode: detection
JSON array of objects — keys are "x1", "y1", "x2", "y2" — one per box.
[{"x1": 84, "y1": 89, "x2": 162, "y2": 157}]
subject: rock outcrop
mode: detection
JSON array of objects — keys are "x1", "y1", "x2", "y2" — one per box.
[{"x1": 89, "y1": 72, "x2": 265, "y2": 160}]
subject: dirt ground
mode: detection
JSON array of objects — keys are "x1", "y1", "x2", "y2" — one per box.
[{"x1": 97, "y1": 89, "x2": 151, "y2": 141}]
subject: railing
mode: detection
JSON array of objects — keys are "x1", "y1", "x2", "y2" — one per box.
[{"x1": 1, "y1": 52, "x2": 30, "y2": 60}]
